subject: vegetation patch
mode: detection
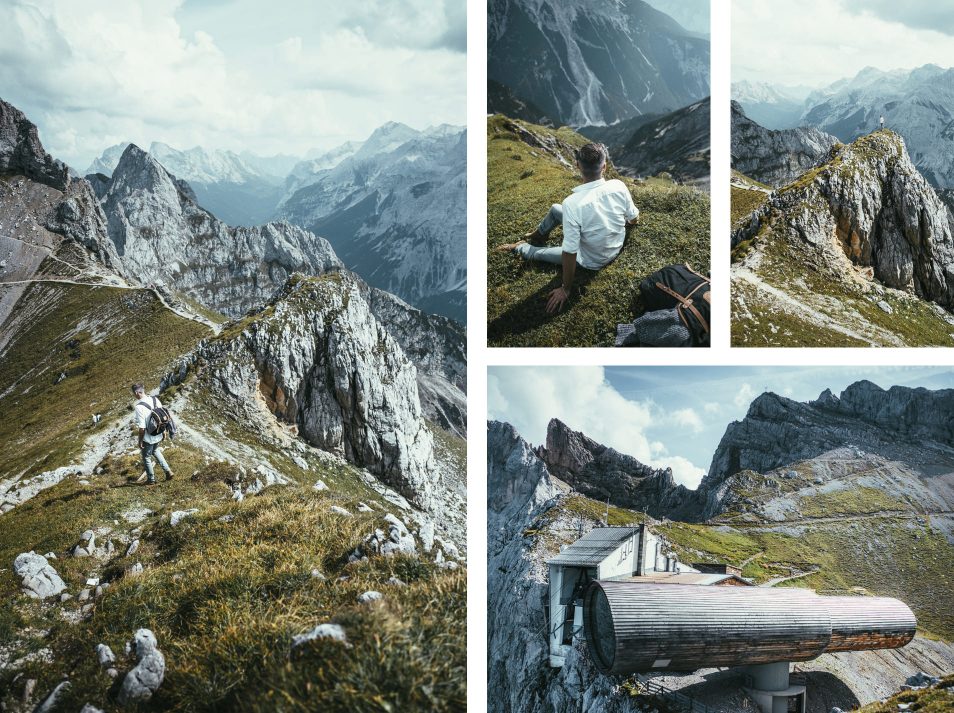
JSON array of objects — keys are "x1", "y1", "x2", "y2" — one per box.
[{"x1": 487, "y1": 116, "x2": 709, "y2": 347}]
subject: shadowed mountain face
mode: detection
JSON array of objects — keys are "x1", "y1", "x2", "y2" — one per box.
[
  {"x1": 488, "y1": 0, "x2": 709, "y2": 127},
  {"x1": 731, "y1": 101, "x2": 839, "y2": 188}
]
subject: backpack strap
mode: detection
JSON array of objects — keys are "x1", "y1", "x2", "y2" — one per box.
[{"x1": 683, "y1": 263, "x2": 711, "y2": 284}]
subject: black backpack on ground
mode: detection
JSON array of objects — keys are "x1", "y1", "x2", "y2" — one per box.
[
  {"x1": 637, "y1": 264, "x2": 711, "y2": 346},
  {"x1": 138, "y1": 396, "x2": 177, "y2": 440}
]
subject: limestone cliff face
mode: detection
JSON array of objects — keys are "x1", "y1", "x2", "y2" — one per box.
[
  {"x1": 97, "y1": 144, "x2": 342, "y2": 317},
  {"x1": 535, "y1": 418, "x2": 700, "y2": 520},
  {"x1": 196, "y1": 273, "x2": 438, "y2": 509},
  {"x1": 734, "y1": 130, "x2": 954, "y2": 310},
  {"x1": 702, "y1": 381, "x2": 954, "y2": 516},
  {"x1": 731, "y1": 101, "x2": 839, "y2": 188},
  {"x1": 486, "y1": 420, "x2": 640, "y2": 713}
]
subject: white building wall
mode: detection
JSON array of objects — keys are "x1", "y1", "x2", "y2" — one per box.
[{"x1": 597, "y1": 533, "x2": 639, "y2": 579}]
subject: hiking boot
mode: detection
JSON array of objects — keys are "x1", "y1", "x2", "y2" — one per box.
[
  {"x1": 135, "y1": 471, "x2": 148, "y2": 484},
  {"x1": 145, "y1": 480, "x2": 157, "y2": 487},
  {"x1": 164, "y1": 470, "x2": 174, "y2": 481}
]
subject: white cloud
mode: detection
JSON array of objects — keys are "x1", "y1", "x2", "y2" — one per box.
[
  {"x1": 669, "y1": 407, "x2": 704, "y2": 433},
  {"x1": 488, "y1": 367, "x2": 708, "y2": 489},
  {"x1": 0, "y1": 0, "x2": 466, "y2": 169},
  {"x1": 734, "y1": 382, "x2": 756, "y2": 409},
  {"x1": 703, "y1": 401, "x2": 721, "y2": 414},
  {"x1": 733, "y1": 0, "x2": 954, "y2": 87}
]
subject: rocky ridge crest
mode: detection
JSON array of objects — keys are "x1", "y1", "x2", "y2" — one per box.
[{"x1": 734, "y1": 130, "x2": 954, "y2": 311}]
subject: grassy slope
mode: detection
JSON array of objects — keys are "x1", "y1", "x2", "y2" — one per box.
[
  {"x1": 0, "y1": 283, "x2": 209, "y2": 479},
  {"x1": 0, "y1": 284, "x2": 466, "y2": 712},
  {"x1": 856, "y1": 675, "x2": 954, "y2": 712},
  {"x1": 730, "y1": 134, "x2": 954, "y2": 348},
  {"x1": 487, "y1": 115, "x2": 710, "y2": 347}
]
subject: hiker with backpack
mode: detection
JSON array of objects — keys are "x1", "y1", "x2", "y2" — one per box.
[
  {"x1": 131, "y1": 383, "x2": 176, "y2": 485},
  {"x1": 495, "y1": 142, "x2": 640, "y2": 314}
]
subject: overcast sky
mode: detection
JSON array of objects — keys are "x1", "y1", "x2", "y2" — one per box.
[
  {"x1": 733, "y1": 0, "x2": 954, "y2": 88},
  {"x1": 488, "y1": 365, "x2": 954, "y2": 489},
  {"x1": 0, "y1": 0, "x2": 466, "y2": 170}
]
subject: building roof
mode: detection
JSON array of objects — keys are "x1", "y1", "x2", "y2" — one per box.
[
  {"x1": 623, "y1": 571, "x2": 753, "y2": 586},
  {"x1": 548, "y1": 527, "x2": 639, "y2": 567}
]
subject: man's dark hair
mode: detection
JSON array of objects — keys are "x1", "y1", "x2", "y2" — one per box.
[
  {"x1": 577, "y1": 143, "x2": 607, "y2": 180},
  {"x1": 131, "y1": 383, "x2": 145, "y2": 394}
]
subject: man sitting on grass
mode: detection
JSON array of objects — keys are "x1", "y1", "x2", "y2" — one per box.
[{"x1": 497, "y1": 142, "x2": 640, "y2": 313}]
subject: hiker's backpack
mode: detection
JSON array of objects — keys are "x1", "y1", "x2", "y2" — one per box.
[
  {"x1": 637, "y1": 264, "x2": 711, "y2": 346},
  {"x1": 138, "y1": 397, "x2": 177, "y2": 440}
]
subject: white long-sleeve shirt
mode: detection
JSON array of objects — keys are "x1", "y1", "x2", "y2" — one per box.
[{"x1": 561, "y1": 178, "x2": 639, "y2": 269}]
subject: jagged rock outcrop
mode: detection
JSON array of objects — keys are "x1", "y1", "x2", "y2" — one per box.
[
  {"x1": 733, "y1": 130, "x2": 954, "y2": 310},
  {"x1": 0, "y1": 99, "x2": 69, "y2": 191},
  {"x1": 196, "y1": 272, "x2": 438, "y2": 509},
  {"x1": 365, "y1": 286, "x2": 466, "y2": 437},
  {"x1": 731, "y1": 101, "x2": 839, "y2": 187},
  {"x1": 535, "y1": 418, "x2": 700, "y2": 519},
  {"x1": 702, "y1": 381, "x2": 954, "y2": 517},
  {"x1": 487, "y1": 420, "x2": 642, "y2": 713},
  {"x1": 95, "y1": 143, "x2": 342, "y2": 317}
]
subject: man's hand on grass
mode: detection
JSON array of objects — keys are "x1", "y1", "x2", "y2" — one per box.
[{"x1": 546, "y1": 286, "x2": 570, "y2": 314}]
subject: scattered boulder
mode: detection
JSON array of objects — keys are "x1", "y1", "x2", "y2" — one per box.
[
  {"x1": 80, "y1": 705, "x2": 105, "y2": 713},
  {"x1": 117, "y1": 629, "x2": 165, "y2": 705},
  {"x1": 170, "y1": 509, "x2": 198, "y2": 526},
  {"x1": 357, "y1": 502, "x2": 373, "y2": 513},
  {"x1": 330, "y1": 505, "x2": 352, "y2": 517},
  {"x1": 13, "y1": 552, "x2": 66, "y2": 599},
  {"x1": 310, "y1": 569, "x2": 327, "y2": 580},
  {"x1": 358, "y1": 591, "x2": 383, "y2": 604},
  {"x1": 127, "y1": 562, "x2": 144, "y2": 577},
  {"x1": 877, "y1": 300, "x2": 893, "y2": 314},
  {"x1": 313, "y1": 480, "x2": 329, "y2": 492},
  {"x1": 96, "y1": 643, "x2": 116, "y2": 666},
  {"x1": 72, "y1": 530, "x2": 97, "y2": 557},
  {"x1": 292, "y1": 454, "x2": 309, "y2": 470},
  {"x1": 419, "y1": 519, "x2": 435, "y2": 552},
  {"x1": 350, "y1": 513, "x2": 417, "y2": 561},
  {"x1": 292, "y1": 623, "x2": 348, "y2": 647},
  {"x1": 903, "y1": 671, "x2": 940, "y2": 689},
  {"x1": 33, "y1": 681, "x2": 70, "y2": 713},
  {"x1": 126, "y1": 539, "x2": 140, "y2": 557},
  {"x1": 387, "y1": 576, "x2": 407, "y2": 587}
]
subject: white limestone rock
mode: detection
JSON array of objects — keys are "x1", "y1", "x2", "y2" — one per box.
[
  {"x1": 292, "y1": 623, "x2": 348, "y2": 647},
  {"x1": 117, "y1": 629, "x2": 165, "y2": 705},
  {"x1": 13, "y1": 552, "x2": 66, "y2": 599}
]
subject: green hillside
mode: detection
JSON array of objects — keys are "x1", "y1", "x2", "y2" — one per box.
[
  {"x1": 0, "y1": 283, "x2": 466, "y2": 712},
  {"x1": 487, "y1": 115, "x2": 710, "y2": 347}
]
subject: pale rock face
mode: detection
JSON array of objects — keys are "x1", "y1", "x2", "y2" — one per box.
[
  {"x1": 731, "y1": 101, "x2": 840, "y2": 187},
  {"x1": 118, "y1": 629, "x2": 165, "y2": 705},
  {"x1": 734, "y1": 131, "x2": 954, "y2": 309},
  {"x1": 13, "y1": 551, "x2": 67, "y2": 599},
  {"x1": 199, "y1": 273, "x2": 438, "y2": 508},
  {"x1": 292, "y1": 623, "x2": 348, "y2": 647},
  {"x1": 97, "y1": 144, "x2": 342, "y2": 317},
  {"x1": 706, "y1": 381, "x2": 954, "y2": 494},
  {"x1": 489, "y1": 0, "x2": 709, "y2": 127}
]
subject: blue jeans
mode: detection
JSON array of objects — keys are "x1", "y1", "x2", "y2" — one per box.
[
  {"x1": 141, "y1": 442, "x2": 171, "y2": 482},
  {"x1": 516, "y1": 204, "x2": 571, "y2": 264}
]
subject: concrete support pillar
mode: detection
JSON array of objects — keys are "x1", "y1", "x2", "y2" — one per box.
[{"x1": 744, "y1": 662, "x2": 806, "y2": 713}]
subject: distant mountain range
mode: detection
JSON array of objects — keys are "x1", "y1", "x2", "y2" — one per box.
[
  {"x1": 488, "y1": 0, "x2": 709, "y2": 127},
  {"x1": 84, "y1": 122, "x2": 467, "y2": 322},
  {"x1": 733, "y1": 64, "x2": 954, "y2": 189}
]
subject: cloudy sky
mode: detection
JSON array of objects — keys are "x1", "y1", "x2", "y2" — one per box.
[
  {"x1": 733, "y1": 0, "x2": 954, "y2": 88},
  {"x1": 0, "y1": 0, "x2": 466, "y2": 170},
  {"x1": 488, "y1": 365, "x2": 954, "y2": 489},
  {"x1": 644, "y1": 0, "x2": 709, "y2": 35}
]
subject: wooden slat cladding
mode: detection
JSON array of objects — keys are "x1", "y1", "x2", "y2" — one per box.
[
  {"x1": 825, "y1": 596, "x2": 916, "y2": 652},
  {"x1": 583, "y1": 582, "x2": 916, "y2": 675}
]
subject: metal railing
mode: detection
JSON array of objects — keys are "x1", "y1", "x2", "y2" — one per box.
[{"x1": 634, "y1": 675, "x2": 714, "y2": 713}]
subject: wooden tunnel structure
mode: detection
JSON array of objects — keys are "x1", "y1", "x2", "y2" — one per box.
[{"x1": 583, "y1": 580, "x2": 917, "y2": 676}]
